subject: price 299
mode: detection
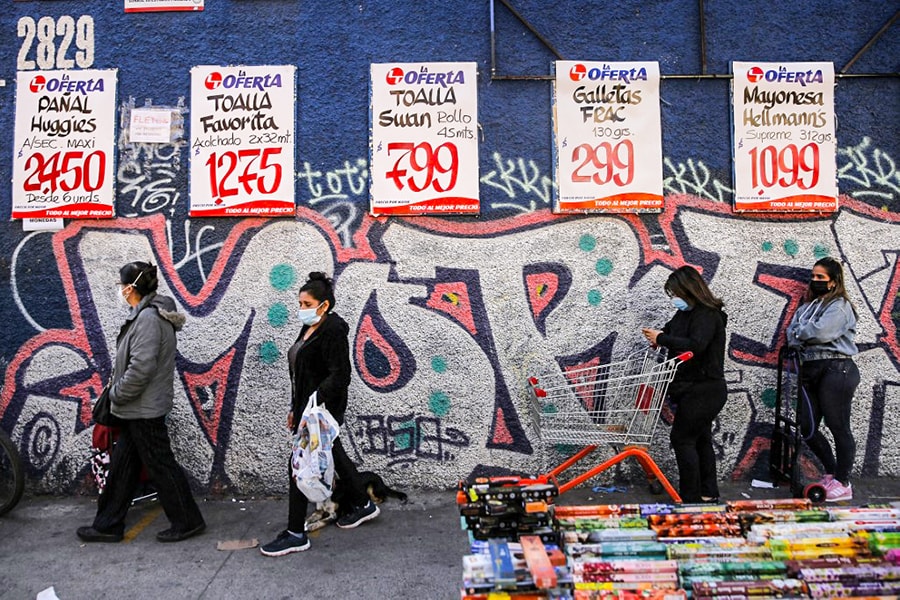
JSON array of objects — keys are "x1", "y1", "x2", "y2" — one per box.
[
  {"x1": 206, "y1": 148, "x2": 283, "y2": 202},
  {"x1": 571, "y1": 141, "x2": 634, "y2": 186},
  {"x1": 23, "y1": 150, "x2": 105, "y2": 194},
  {"x1": 385, "y1": 142, "x2": 458, "y2": 193}
]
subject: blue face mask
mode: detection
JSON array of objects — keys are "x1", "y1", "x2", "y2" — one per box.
[
  {"x1": 671, "y1": 297, "x2": 691, "y2": 311},
  {"x1": 297, "y1": 304, "x2": 323, "y2": 326}
]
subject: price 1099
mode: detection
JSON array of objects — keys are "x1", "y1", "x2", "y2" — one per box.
[
  {"x1": 385, "y1": 141, "x2": 458, "y2": 193},
  {"x1": 23, "y1": 150, "x2": 105, "y2": 194},
  {"x1": 206, "y1": 148, "x2": 283, "y2": 202},
  {"x1": 748, "y1": 142, "x2": 819, "y2": 190}
]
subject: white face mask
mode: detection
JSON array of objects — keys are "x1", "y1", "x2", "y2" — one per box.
[
  {"x1": 118, "y1": 272, "x2": 143, "y2": 307},
  {"x1": 119, "y1": 286, "x2": 132, "y2": 306},
  {"x1": 297, "y1": 304, "x2": 323, "y2": 326}
]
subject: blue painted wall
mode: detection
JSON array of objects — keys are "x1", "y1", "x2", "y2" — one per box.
[{"x1": 0, "y1": 1, "x2": 898, "y2": 494}]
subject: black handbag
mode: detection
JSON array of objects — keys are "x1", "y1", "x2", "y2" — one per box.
[{"x1": 92, "y1": 384, "x2": 120, "y2": 427}]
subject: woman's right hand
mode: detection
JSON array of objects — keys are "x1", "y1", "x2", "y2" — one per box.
[{"x1": 287, "y1": 411, "x2": 294, "y2": 431}]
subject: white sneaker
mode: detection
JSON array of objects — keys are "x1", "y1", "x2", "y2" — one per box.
[{"x1": 825, "y1": 480, "x2": 852, "y2": 502}]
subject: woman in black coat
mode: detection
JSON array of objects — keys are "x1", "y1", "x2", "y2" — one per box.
[
  {"x1": 261, "y1": 272, "x2": 378, "y2": 557},
  {"x1": 642, "y1": 266, "x2": 728, "y2": 504}
]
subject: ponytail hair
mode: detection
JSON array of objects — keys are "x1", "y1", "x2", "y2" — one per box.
[{"x1": 119, "y1": 261, "x2": 159, "y2": 297}]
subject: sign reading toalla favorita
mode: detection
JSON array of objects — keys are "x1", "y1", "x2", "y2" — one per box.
[
  {"x1": 190, "y1": 65, "x2": 296, "y2": 217},
  {"x1": 732, "y1": 61, "x2": 837, "y2": 212},
  {"x1": 553, "y1": 61, "x2": 663, "y2": 214},
  {"x1": 369, "y1": 62, "x2": 479, "y2": 216},
  {"x1": 12, "y1": 69, "x2": 118, "y2": 219}
]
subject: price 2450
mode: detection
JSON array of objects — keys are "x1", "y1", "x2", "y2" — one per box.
[
  {"x1": 23, "y1": 150, "x2": 105, "y2": 193},
  {"x1": 206, "y1": 148, "x2": 282, "y2": 201},
  {"x1": 749, "y1": 143, "x2": 820, "y2": 189}
]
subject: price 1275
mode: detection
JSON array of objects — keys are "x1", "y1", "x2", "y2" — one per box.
[
  {"x1": 206, "y1": 148, "x2": 283, "y2": 203},
  {"x1": 385, "y1": 142, "x2": 458, "y2": 193},
  {"x1": 23, "y1": 150, "x2": 106, "y2": 194},
  {"x1": 748, "y1": 143, "x2": 819, "y2": 190},
  {"x1": 571, "y1": 140, "x2": 634, "y2": 186}
]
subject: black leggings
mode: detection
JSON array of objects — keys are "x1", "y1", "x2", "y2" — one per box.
[
  {"x1": 800, "y1": 358, "x2": 860, "y2": 483},
  {"x1": 669, "y1": 379, "x2": 727, "y2": 503}
]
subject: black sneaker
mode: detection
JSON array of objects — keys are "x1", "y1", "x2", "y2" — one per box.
[
  {"x1": 260, "y1": 530, "x2": 310, "y2": 556},
  {"x1": 336, "y1": 500, "x2": 380, "y2": 529}
]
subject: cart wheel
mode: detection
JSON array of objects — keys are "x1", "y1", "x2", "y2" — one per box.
[
  {"x1": 804, "y1": 483, "x2": 827, "y2": 504},
  {"x1": 648, "y1": 479, "x2": 664, "y2": 495}
]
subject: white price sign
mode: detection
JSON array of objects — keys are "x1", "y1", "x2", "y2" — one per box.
[
  {"x1": 190, "y1": 65, "x2": 296, "y2": 217},
  {"x1": 12, "y1": 69, "x2": 117, "y2": 219},
  {"x1": 553, "y1": 61, "x2": 663, "y2": 213},
  {"x1": 370, "y1": 62, "x2": 479, "y2": 216},
  {"x1": 732, "y1": 61, "x2": 837, "y2": 212}
]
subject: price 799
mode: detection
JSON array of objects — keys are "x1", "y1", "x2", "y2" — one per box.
[
  {"x1": 206, "y1": 148, "x2": 282, "y2": 202},
  {"x1": 385, "y1": 142, "x2": 458, "y2": 193}
]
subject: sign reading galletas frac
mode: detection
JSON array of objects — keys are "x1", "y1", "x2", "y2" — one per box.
[
  {"x1": 12, "y1": 69, "x2": 118, "y2": 219},
  {"x1": 732, "y1": 61, "x2": 837, "y2": 212},
  {"x1": 553, "y1": 61, "x2": 663, "y2": 213},
  {"x1": 190, "y1": 65, "x2": 296, "y2": 217},
  {"x1": 370, "y1": 62, "x2": 479, "y2": 216}
]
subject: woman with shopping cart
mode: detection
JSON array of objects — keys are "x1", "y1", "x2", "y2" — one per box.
[
  {"x1": 785, "y1": 257, "x2": 859, "y2": 502},
  {"x1": 642, "y1": 265, "x2": 727, "y2": 504}
]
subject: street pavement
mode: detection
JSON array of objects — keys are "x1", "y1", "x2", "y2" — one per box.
[{"x1": 1, "y1": 477, "x2": 899, "y2": 599}]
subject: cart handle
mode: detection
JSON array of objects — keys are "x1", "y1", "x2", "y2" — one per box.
[{"x1": 675, "y1": 351, "x2": 693, "y2": 362}]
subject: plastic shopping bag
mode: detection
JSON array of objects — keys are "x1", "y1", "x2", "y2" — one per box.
[{"x1": 291, "y1": 392, "x2": 340, "y2": 502}]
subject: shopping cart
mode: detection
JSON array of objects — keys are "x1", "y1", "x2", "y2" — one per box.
[
  {"x1": 769, "y1": 346, "x2": 827, "y2": 503},
  {"x1": 526, "y1": 347, "x2": 692, "y2": 503}
]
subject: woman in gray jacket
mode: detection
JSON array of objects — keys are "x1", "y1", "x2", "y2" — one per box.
[
  {"x1": 786, "y1": 256, "x2": 860, "y2": 502},
  {"x1": 77, "y1": 262, "x2": 205, "y2": 543}
]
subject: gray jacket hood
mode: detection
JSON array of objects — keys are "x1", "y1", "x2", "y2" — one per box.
[{"x1": 148, "y1": 294, "x2": 186, "y2": 331}]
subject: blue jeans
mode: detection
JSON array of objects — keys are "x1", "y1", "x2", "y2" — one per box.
[{"x1": 800, "y1": 358, "x2": 860, "y2": 483}]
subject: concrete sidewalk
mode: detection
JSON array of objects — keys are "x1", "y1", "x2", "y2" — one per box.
[{"x1": 1, "y1": 478, "x2": 899, "y2": 600}]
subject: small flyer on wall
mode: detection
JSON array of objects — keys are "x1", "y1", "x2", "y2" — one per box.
[
  {"x1": 12, "y1": 69, "x2": 118, "y2": 219},
  {"x1": 732, "y1": 61, "x2": 837, "y2": 212},
  {"x1": 125, "y1": 0, "x2": 204, "y2": 12},
  {"x1": 553, "y1": 61, "x2": 663, "y2": 213},
  {"x1": 369, "y1": 62, "x2": 479, "y2": 216},
  {"x1": 189, "y1": 65, "x2": 296, "y2": 217}
]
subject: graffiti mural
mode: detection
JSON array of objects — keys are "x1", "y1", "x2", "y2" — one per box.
[
  {"x1": 1, "y1": 146, "x2": 899, "y2": 493},
  {"x1": 1, "y1": 1, "x2": 897, "y2": 495}
]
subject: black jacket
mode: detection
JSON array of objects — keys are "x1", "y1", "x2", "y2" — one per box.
[
  {"x1": 290, "y1": 312, "x2": 352, "y2": 427},
  {"x1": 657, "y1": 304, "x2": 727, "y2": 383}
]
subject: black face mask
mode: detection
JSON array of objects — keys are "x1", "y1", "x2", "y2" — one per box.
[{"x1": 810, "y1": 280, "x2": 830, "y2": 297}]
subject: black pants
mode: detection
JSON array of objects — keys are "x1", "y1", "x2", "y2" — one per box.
[
  {"x1": 800, "y1": 358, "x2": 860, "y2": 483},
  {"x1": 288, "y1": 437, "x2": 367, "y2": 532},
  {"x1": 93, "y1": 416, "x2": 204, "y2": 535},
  {"x1": 669, "y1": 379, "x2": 727, "y2": 503}
]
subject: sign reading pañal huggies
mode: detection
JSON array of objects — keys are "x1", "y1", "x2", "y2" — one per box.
[
  {"x1": 553, "y1": 61, "x2": 663, "y2": 213},
  {"x1": 369, "y1": 62, "x2": 479, "y2": 216},
  {"x1": 732, "y1": 62, "x2": 837, "y2": 212},
  {"x1": 12, "y1": 69, "x2": 118, "y2": 219},
  {"x1": 190, "y1": 65, "x2": 296, "y2": 217}
]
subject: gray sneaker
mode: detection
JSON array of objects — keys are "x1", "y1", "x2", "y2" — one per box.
[
  {"x1": 336, "y1": 500, "x2": 380, "y2": 529},
  {"x1": 260, "y1": 530, "x2": 310, "y2": 556}
]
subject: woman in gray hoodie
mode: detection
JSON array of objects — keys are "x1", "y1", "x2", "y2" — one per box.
[
  {"x1": 786, "y1": 256, "x2": 860, "y2": 502},
  {"x1": 77, "y1": 262, "x2": 205, "y2": 543}
]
